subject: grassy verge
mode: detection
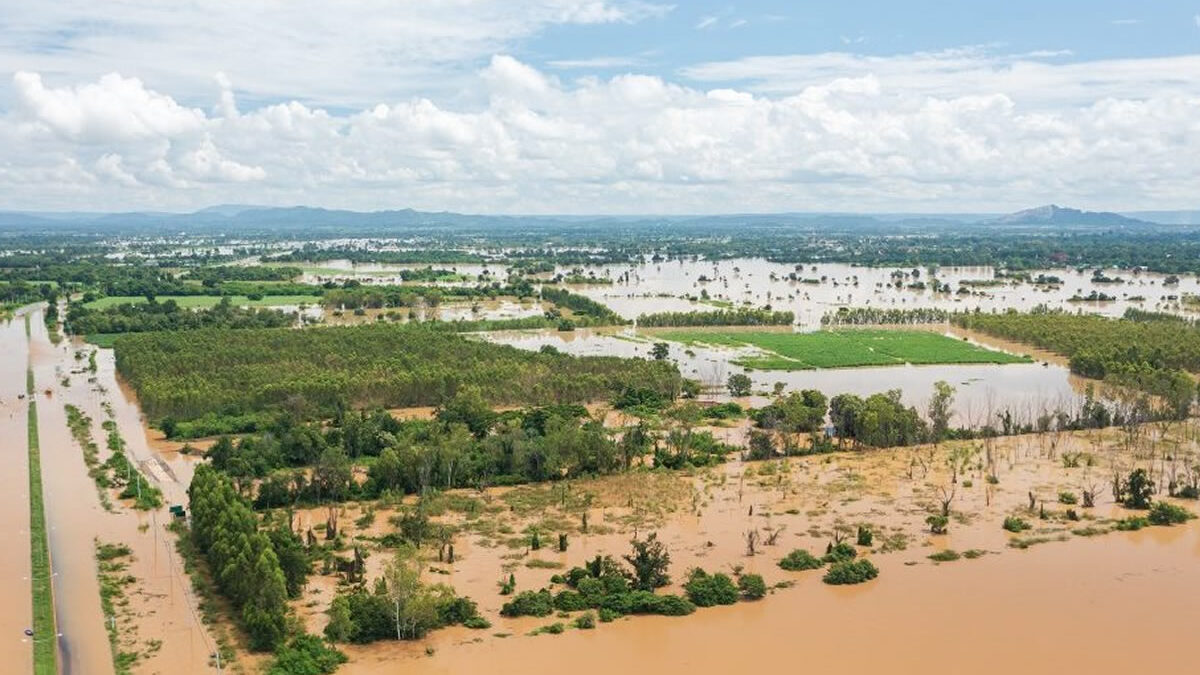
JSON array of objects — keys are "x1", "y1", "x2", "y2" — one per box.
[
  {"x1": 27, "y1": 384, "x2": 58, "y2": 675},
  {"x1": 656, "y1": 328, "x2": 1030, "y2": 370}
]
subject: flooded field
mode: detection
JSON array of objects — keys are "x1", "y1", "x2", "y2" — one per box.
[
  {"x1": 274, "y1": 419, "x2": 1200, "y2": 675},
  {"x1": 482, "y1": 326, "x2": 1092, "y2": 421},
  {"x1": 271, "y1": 258, "x2": 1200, "y2": 328}
]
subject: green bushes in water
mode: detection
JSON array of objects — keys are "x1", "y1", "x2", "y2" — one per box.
[
  {"x1": 682, "y1": 569, "x2": 740, "y2": 607},
  {"x1": 778, "y1": 549, "x2": 824, "y2": 571},
  {"x1": 1003, "y1": 516, "x2": 1031, "y2": 533},
  {"x1": 1148, "y1": 502, "x2": 1195, "y2": 525},
  {"x1": 738, "y1": 574, "x2": 767, "y2": 600},
  {"x1": 928, "y1": 550, "x2": 961, "y2": 562},
  {"x1": 325, "y1": 582, "x2": 482, "y2": 644},
  {"x1": 501, "y1": 590, "x2": 555, "y2": 618},
  {"x1": 822, "y1": 559, "x2": 879, "y2": 585},
  {"x1": 265, "y1": 636, "x2": 346, "y2": 675},
  {"x1": 823, "y1": 542, "x2": 857, "y2": 563}
]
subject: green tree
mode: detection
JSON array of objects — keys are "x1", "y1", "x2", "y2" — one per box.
[
  {"x1": 727, "y1": 373, "x2": 752, "y2": 397},
  {"x1": 623, "y1": 533, "x2": 671, "y2": 591}
]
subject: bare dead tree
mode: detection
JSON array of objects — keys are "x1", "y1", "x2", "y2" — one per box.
[{"x1": 744, "y1": 529, "x2": 760, "y2": 556}]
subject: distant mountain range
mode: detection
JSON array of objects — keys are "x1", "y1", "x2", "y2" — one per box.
[
  {"x1": 0, "y1": 204, "x2": 1193, "y2": 234},
  {"x1": 988, "y1": 204, "x2": 1153, "y2": 227}
]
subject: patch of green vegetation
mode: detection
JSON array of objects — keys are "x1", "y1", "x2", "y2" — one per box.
[
  {"x1": 822, "y1": 559, "x2": 879, "y2": 585},
  {"x1": 778, "y1": 549, "x2": 825, "y2": 571},
  {"x1": 927, "y1": 549, "x2": 961, "y2": 562},
  {"x1": 27, "y1": 394, "x2": 58, "y2": 675},
  {"x1": 83, "y1": 294, "x2": 321, "y2": 310},
  {"x1": 1002, "y1": 515, "x2": 1031, "y2": 533},
  {"x1": 656, "y1": 329, "x2": 1027, "y2": 370},
  {"x1": 95, "y1": 541, "x2": 141, "y2": 674}
]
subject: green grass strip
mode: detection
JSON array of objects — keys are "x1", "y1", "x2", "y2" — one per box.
[{"x1": 28, "y1": 387, "x2": 59, "y2": 674}]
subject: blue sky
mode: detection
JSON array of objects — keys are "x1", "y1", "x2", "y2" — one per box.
[
  {"x1": 526, "y1": 1, "x2": 1200, "y2": 76},
  {"x1": 1, "y1": 1, "x2": 1199, "y2": 213}
]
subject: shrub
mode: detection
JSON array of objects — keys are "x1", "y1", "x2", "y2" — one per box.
[
  {"x1": 1178, "y1": 485, "x2": 1200, "y2": 499},
  {"x1": 553, "y1": 590, "x2": 589, "y2": 612},
  {"x1": 597, "y1": 607, "x2": 620, "y2": 623},
  {"x1": 573, "y1": 612, "x2": 596, "y2": 630},
  {"x1": 1123, "y1": 469, "x2": 1154, "y2": 509},
  {"x1": 1058, "y1": 491, "x2": 1078, "y2": 505},
  {"x1": 682, "y1": 568, "x2": 740, "y2": 607},
  {"x1": 926, "y1": 515, "x2": 948, "y2": 534},
  {"x1": 738, "y1": 574, "x2": 767, "y2": 600},
  {"x1": 779, "y1": 549, "x2": 824, "y2": 571},
  {"x1": 822, "y1": 542, "x2": 857, "y2": 563},
  {"x1": 822, "y1": 559, "x2": 879, "y2": 585},
  {"x1": 500, "y1": 590, "x2": 554, "y2": 618},
  {"x1": 463, "y1": 616, "x2": 491, "y2": 630},
  {"x1": 1148, "y1": 502, "x2": 1194, "y2": 526},
  {"x1": 927, "y1": 549, "x2": 960, "y2": 562},
  {"x1": 1115, "y1": 517, "x2": 1149, "y2": 531},
  {"x1": 266, "y1": 635, "x2": 347, "y2": 675},
  {"x1": 856, "y1": 526, "x2": 873, "y2": 547},
  {"x1": 1002, "y1": 516, "x2": 1030, "y2": 533}
]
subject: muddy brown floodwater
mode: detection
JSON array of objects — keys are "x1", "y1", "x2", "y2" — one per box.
[
  {"x1": 274, "y1": 419, "x2": 1200, "y2": 675},
  {"x1": 0, "y1": 309, "x2": 34, "y2": 673}
]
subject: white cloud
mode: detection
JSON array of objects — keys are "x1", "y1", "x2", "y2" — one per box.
[
  {"x1": 1195, "y1": 13, "x2": 1200, "y2": 28},
  {"x1": 695, "y1": 16, "x2": 718, "y2": 30},
  {"x1": 5, "y1": 50, "x2": 1200, "y2": 214},
  {"x1": 1110, "y1": 18, "x2": 1141, "y2": 25},
  {"x1": 0, "y1": 1, "x2": 673, "y2": 109},
  {"x1": 681, "y1": 47, "x2": 1200, "y2": 108}
]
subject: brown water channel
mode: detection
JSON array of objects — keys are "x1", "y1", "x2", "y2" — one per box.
[{"x1": 0, "y1": 308, "x2": 34, "y2": 672}]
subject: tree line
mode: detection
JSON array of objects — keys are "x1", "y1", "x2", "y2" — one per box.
[
  {"x1": 952, "y1": 307, "x2": 1198, "y2": 418},
  {"x1": 636, "y1": 308, "x2": 794, "y2": 327}
]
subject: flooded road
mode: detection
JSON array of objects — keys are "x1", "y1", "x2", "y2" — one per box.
[
  {"x1": 0, "y1": 310, "x2": 33, "y2": 673},
  {"x1": 17, "y1": 308, "x2": 218, "y2": 674}
]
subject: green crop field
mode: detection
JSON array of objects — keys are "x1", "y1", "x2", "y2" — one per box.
[
  {"x1": 655, "y1": 328, "x2": 1029, "y2": 370},
  {"x1": 83, "y1": 294, "x2": 321, "y2": 310}
]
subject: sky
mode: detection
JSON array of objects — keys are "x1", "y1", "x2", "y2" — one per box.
[{"x1": 1, "y1": 1, "x2": 1199, "y2": 214}]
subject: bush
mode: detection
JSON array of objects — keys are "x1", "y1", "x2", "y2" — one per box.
[
  {"x1": 738, "y1": 573, "x2": 767, "y2": 600},
  {"x1": 463, "y1": 616, "x2": 491, "y2": 630},
  {"x1": 553, "y1": 590, "x2": 589, "y2": 612},
  {"x1": 1058, "y1": 491, "x2": 1078, "y2": 505},
  {"x1": 500, "y1": 590, "x2": 554, "y2": 618},
  {"x1": 573, "y1": 612, "x2": 596, "y2": 630},
  {"x1": 1115, "y1": 517, "x2": 1149, "y2": 531},
  {"x1": 1148, "y1": 502, "x2": 1194, "y2": 525},
  {"x1": 927, "y1": 549, "x2": 960, "y2": 562},
  {"x1": 822, "y1": 559, "x2": 879, "y2": 585},
  {"x1": 778, "y1": 549, "x2": 824, "y2": 571},
  {"x1": 822, "y1": 542, "x2": 857, "y2": 563},
  {"x1": 1178, "y1": 485, "x2": 1200, "y2": 499},
  {"x1": 1002, "y1": 516, "x2": 1030, "y2": 533},
  {"x1": 856, "y1": 526, "x2": 873, "y2": 547},
  {"x1": 266, "y1": 635, "x2": 347, "y2": 675},
  {"x1": 926, "y1": 515, "x2": 948, "y2": 534},
  {"x1": 597, "y1": 607, "x2": 620, "y2": 623},
  {"x1": 682, "y1": 569, "x2": 740, "y2": 607}
]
